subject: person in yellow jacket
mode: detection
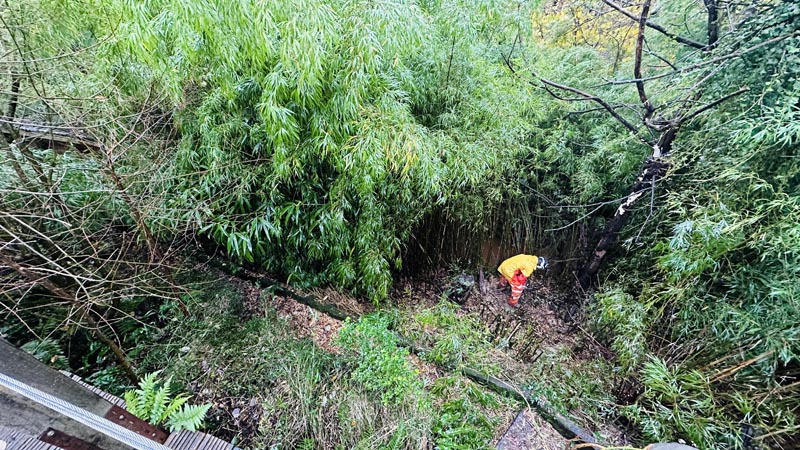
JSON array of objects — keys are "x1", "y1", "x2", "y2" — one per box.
[{"x1": 497, "y1": 254, "x2": 548, "y2": 307}]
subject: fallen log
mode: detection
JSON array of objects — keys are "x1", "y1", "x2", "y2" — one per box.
[
  {"x1": 461, "y1": 367, "x2": 596, "y2": 444},
  {"x1": 205, "y1": 260, "x2": 356, "y2": 321}
]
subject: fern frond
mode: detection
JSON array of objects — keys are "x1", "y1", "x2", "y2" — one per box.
[
  {"x1": 149, "y1": 384, "x2": 172, "y2": 424},
  {"x1": 137, "y1": 370, "x2": 161, "y2": 416},
  {"x1": 138, "y1": 370, "x2": 162, "y2": 389},
  {"x1": 123, "y1": 390, "x2": 141, "y2": 417},
  {"x1": 167, "y1": 403, "x2": 212, "y2": 432},
  {"x1": 162, "y1": 394, "x2": 190, "y2": 420}
]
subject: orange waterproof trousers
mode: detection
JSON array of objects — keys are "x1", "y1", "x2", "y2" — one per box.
[
  {"x1": 508, "y1": 278, "x2": 525, "y2": 306},
  {"x1": 499, "y1": 274, "x2": 527, "y2": 306}
]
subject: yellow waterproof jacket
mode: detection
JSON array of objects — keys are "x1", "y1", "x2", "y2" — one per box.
[{"x1": 497, "y1": 254, "x2": 539, "y2": 280}]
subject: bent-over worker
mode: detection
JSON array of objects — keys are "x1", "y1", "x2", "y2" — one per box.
[{"x1": 497, "y1": 254, "x2": 548, "y2": 307}]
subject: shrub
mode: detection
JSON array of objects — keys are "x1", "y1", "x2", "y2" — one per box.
[{"x1": 337, "y1": 314, "x2": 425, "y2": 406}]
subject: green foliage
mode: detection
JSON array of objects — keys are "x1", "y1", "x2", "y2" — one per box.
[
  {"x1": 124, "y1": 371, "x2": 210, "y2": 432},
  {"x1": 592, "y1": 288, "x2": 649, "y2": 373},
  {"x1": 103, "y1": 0, "x2": 448, "y2": 302},
  {"x1": 591, "y1": 2, "x2": 800, "y2": 447},
  {"x1": 86, "y1": 367, "x2": 133, "y2": 395},
  {"x1": 1, "y1": 0, "x2": 183, "y2": 399},
  {"x1": 166, "y1": 403, "x2": 213, "y2": 434},
  {"x1": 97, "y1": 0, "x2": 646, "y2": 300},
  {"x1": 7, "y1": 0, "x2": 800, "y2": 447},
  {"x1": 432, "y1": 398, "x2": 495, "y2": 450},
  {"x1": 333, "y1": 304, "x2": 510, "y2": 449},
  {"x1": 523, "y1": 349, "x2": 618, "y2": 428},
  {"x1": 430, "y1": 375, "x2": 501, "y2": 450},
  {"x1": 622, "y1": 358, "x2": 740, "y2": 449},
  {"x1": 337, "y1": 314, "x2": 426, "y2": 406},
  {"x1": 20, "y1": 338, "x2": 68, "y2": 369},
  {"x1": 141, "y1": 277, "x2": 447, "y2": 449},
  {"x1": 398, "y1": 301, "x2": 496, "y2": 371}
]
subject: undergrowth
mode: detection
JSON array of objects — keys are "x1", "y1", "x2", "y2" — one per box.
[
  {"x1": 397, "y1": 301, "x2": 499, "y2": 373},
  {"x1": 395, "y1": 299, "x2": 622, "y2": 444},
  {"x1": 138, "y1": 274, "x2": 516, "y2": 449}
]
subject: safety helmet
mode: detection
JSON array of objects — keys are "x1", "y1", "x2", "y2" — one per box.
[{"x1": 537, "y1": 257, "x2": 549, "y2": 270}]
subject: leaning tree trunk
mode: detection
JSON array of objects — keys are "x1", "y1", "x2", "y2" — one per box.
[
  {"x1": 578, "y1": 128, "x2": 675, "y2": 289},
  {"x1": 504, "y1": 0, "x2": 748, "y2": 291}
]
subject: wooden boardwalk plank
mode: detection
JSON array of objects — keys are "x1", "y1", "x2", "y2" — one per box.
[
  {"x1": 191, "y1": 433, "x2": 212, "y2": 450},
  {"x1": 186, "y1": 431, "x2": 208, "y2": 450},
  {"x1": 196, "y1": 433, "x2": 213, "y2": 450},
  {"x1": 164, "y1": 430, "x2": 240, "y2": 450},
  {"x1": 168, "y1": 430, "x2": 199, "y2": 450},
  {"x1": 166, "y1": 431, "x2": 190, "y2": 450},
  {"x1": 206, "y1": 436, "x2": 229, "y2": 450},
  {"x1": 178, "y1": 432, "x2": 206, "y2": 450},
  {"x1": 19, "y1": 440, "x2": 39, "y2": 450},
  {"x1": 197, "y1": 432, "x2": 218, "y2": 450},
  {"x1": 172, "y1": 430, "x2": 195, "y2": 448},
  {"x1": 204, "y1": 433, "x2": 229, "y2": 450},
  {"x1": 12, "y1": 435, "x2": 60, "y2": 450},
  {"x1": 0, "y1": 427, "x2": 41, "y2": 450},
  {"x1": 163, "y1": 429, "x2": 185, "y2": 447}
]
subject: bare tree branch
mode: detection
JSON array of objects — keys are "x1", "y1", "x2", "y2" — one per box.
[
  {"x1": 603, "y1": 0, "x2": 706, "y2": 49},
  {"x1": 679, "y1": 86, "x2": 749, "y2": 125},
  {"x1": 634, "y1": 0, "x2": 655, "y2": 119},
  {"x1": 599, "y1": 31, "x2": 798, "y2": 86},
  {"x1": 0, "y1": 253, "x2": 138, "y2": 382},
  {"x1": 644, "y1": 40, "x2": 677, "y2": 71},
  {"x1": 501, "y1": 52, "x2": 641, "y2": 136}
]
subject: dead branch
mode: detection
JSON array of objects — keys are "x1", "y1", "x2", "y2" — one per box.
[
  {"x1": 0, "y1": 253, "x2": 138, "y2": 382},
  {"x1": 502, "y1": 52, "x2": 641, "y2": 137},
  {"x1": 644, "y1": 40, "x2": 677, "y2": 71},
  {"x1": 600, "y1": 31, "x2": 798, "y2": 87},
  {"x1": 633, "y1": 0, "x2": 654, "y2": 118},
  {"x1": 603, "y1": 0, "x2": 706, "y2": 49},
  {"x1": 679, "y1": 86, "x2": 749, "y2": 125}
]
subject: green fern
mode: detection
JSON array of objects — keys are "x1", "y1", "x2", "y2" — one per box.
[
  {"x1": 123, "y1": 390, "x2": 140, "y2": 415},
  {"x1": 123, "y1": 371, "x2": 210, "y2": 432},
  {"x1": 148, "y1": 381, "x2": 171, "y2": 424},
  {"x1": 134, "y1": 371, "x2": 161, "y2": 418},
  {"x1": 161, "y1": 394, "x2": 190, "y2": 421},
  {"x1": 166, "y1": 403, "x2": 212, "y2": 432},
  {"x1": 20, "y1": 339, "x2": 68, "y2": 369}
]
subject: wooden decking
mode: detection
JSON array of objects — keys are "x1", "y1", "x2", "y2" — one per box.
[
  {"x1": 164, "y1": 431, "x2": 237, "y2": 450},
  {"x1": 0, "y1": 372, "x2": 239, "y2": 450},
  {"x1": 1, "y1": 121, "x2": 101, "y2": 153},
  {"x1": 0, "y1": 426, "x2": 62, "y2": 450},
  {"x1": 59, "y1": 372, "x2": 126, "y2": 408}
]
